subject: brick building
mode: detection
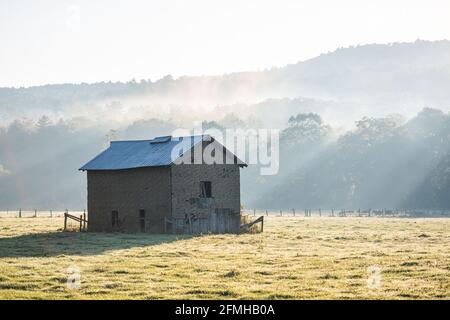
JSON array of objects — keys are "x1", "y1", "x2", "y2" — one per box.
[{"x1": 79, "y1": 135, "x2": 246, "y2": 233}]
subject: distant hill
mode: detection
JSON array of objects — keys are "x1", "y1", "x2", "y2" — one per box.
[{"x1": 1, "y1": 40, "x2": 450, "y2": 127}]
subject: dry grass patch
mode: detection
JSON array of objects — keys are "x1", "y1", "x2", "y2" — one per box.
[{"x1": 0, "y1": 216, "x2": 448, "y2": 299}]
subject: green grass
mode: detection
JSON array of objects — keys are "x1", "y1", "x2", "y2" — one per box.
[{"x1": 0, "y1": 216, "x2": 448, "y2": 299}]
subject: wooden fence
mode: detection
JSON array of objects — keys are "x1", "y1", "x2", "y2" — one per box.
[
  {"x1": 165, "y1": 212, "x2": 242, "y2": 234},
  {"x1": 63, "y1": 212, "x2": 88, "y2": 232},
  {"x1": 240, "y1": 215, "x2": 264, "y2": 233},
  {"x1": 164, "y1": 212, "x2": 264, "y2": 235}
]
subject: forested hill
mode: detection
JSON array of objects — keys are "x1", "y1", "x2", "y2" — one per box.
[{"x1": 1, "y1": 40, "x2": 450, "y2": 127}]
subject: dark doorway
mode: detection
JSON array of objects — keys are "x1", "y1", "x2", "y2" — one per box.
[
  {"x1": 139, "y1": 209, "x2": 146, "y2": 232},
  {"x1": 200, "y1": 181, "x2": 212, "y2": 198},
  {"x1": 111, "y1": 210, "x2": 119, "y2": 228}
]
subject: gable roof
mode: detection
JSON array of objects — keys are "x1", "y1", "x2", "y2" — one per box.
[{"x1": 79, "y1": 135, "x2": 246, "y2": 171}]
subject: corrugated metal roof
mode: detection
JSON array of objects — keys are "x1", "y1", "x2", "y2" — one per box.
[
  {"x1": 79, "y1": 135, "x2": 245, "y2": 171},
  {"x1": 79, "y1": 135, "x2": 205, "y2": 171}
]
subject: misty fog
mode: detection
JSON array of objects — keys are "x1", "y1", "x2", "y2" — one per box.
[{"x1": 1, "y1": 40, "x2": 450, "y2": 211}]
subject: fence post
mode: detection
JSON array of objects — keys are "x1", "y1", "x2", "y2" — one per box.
[
  {"x1": 280, "y1": 209, "x2": 282, "y2": 216},
  {"x1": 34, "y1": 209, "x2": 37, "y2": 217},
  {"x1": 261, "y1": 216, "x2": 264, "y2": 233},
  {"x1": 79, "y1": 215, "x2": 83, "y2": 232},
  {"x1": 253, "y1": 208, "x2": 256, "y2": 216},
  {"x1": 19, "y1": 209, "x2": 21, "y2": 218},
  {"x1": 265, "y1": 210, "x2": 268, "y2": 216},
  {"x1": 293, "y1": 208, "x2": 295, "y2": 216},
  {"x1": 64, "y1": 212, "x2": 67, "y2": 231},
  {"x1": 319, "y1": 208, "x2": 321, "y2": 217}
]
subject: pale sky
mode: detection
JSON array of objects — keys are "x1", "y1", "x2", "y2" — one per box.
[{"x1": 1, "y1": 0, "x2": 450, "y2": 87}]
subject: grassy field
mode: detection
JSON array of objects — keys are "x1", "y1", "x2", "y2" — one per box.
[{"x1": 0, "y1": 216, "x2": 448, "y2": 299}]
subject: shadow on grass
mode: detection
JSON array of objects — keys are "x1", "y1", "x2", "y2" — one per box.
[{"x1": 0, "y1": 232, "x2": 194, "y2": 258}]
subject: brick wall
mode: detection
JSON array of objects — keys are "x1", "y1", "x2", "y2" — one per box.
[
  {"x1": 86, "y1": 162, "x2": 242, "y2": 233},
  {"x1": 170, "y1": 163, "x2": 241, "y2": 222},
  {"x1": 87, "y1": 167, "x2": 171, "y2": 232}
]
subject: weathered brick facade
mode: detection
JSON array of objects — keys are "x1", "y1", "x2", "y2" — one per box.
[
  {"x1": 87, "y1": 167, "x2": 171, "y2": 232},
  {"x1": 87, "y1": 163, "x2": 241, "y2": 233},
  {"x1": 170, "y1": 164, "x2": 241, "y2": 233}
]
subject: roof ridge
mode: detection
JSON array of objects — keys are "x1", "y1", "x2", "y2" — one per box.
[
  {"x1": 111, "y1": 139, "x2": 152, "y2": 143},
  {"x1": 110, "y1": 134, "x2": 211, "y2": 144}
]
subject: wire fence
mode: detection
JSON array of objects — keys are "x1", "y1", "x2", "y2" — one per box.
[
  {"x1": 242, "y1": 208, "x2": 450, "y2": 218},
  {"x1": 0, "y1": 209, "x2": 85, "y2": 218},
  {"x1": 1, "y1": 208, "x2": 449, "y2": 219}
]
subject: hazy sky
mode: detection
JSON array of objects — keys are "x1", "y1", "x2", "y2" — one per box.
[{"x1": 1, "y1": 0, "x2": 450, "y2": 87}]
